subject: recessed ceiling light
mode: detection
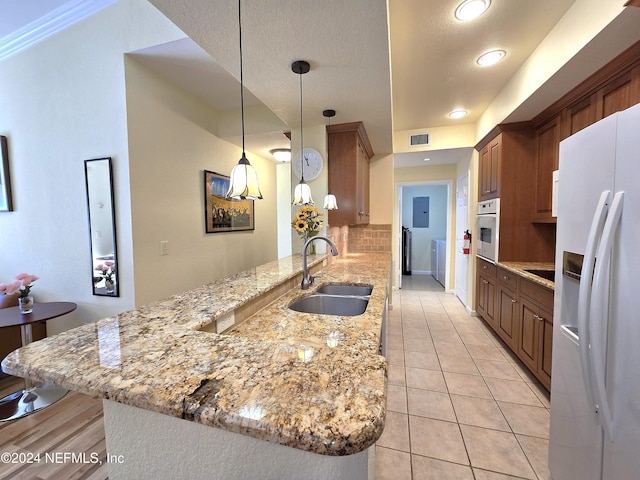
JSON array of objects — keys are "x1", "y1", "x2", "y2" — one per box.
[
  {"x1": 477, "y1": 49, "x2": 506, "y2": 66},
  {"x1": 424, "y1": 158, "x2": 431, "y2": 162},
  {"x1": 449, "y1": 109, "x2": 468, "y2": 119},
  {"x1": 455, "y1": 0, "x2": 491, "y2": 21},
  {"x1": 270, "y1": 148, "x2": 291, "y2": 162}
]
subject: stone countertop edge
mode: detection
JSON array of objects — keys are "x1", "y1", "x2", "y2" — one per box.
[
  {"x1": 498, "y1": 261, "x2": 555, "y2": 290},
  {"x1": 2, "y1": 252, "x2": 390, "y2": 457}
]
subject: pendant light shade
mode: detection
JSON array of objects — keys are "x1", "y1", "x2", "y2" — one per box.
[
  {"x1": 322, "y1": 109, "x2": 338, "y2": 210},
  {"x1": 292, "y1": 60, "x2": 314, "y2": 206},
  {"x1": 226, "y1": 0, "x2": 263, "y2": 200},
  {"x1": 323, "y1": 193, "x2": 338, "y2": 210},
  {"x1": 293, "y1": 180, "x2": 314, "y2": 205},
  {"x1": 227, "y1": 153, "x2": 262, "y2": 200}
]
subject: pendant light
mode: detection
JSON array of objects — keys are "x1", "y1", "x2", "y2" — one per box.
[
  {"x1": 322, "y1": 109, "x2": 338, "y2": 210},
  {"x1": 226, "y1": 0, "x2": 263, "y2": 200},
  {"x1": 292, "y1": 60, "x2": 314, "y2": 206}
]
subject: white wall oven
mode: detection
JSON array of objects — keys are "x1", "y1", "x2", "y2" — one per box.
[{"x1": 476, "y1": 198, "x2": 499, "y2": 263}]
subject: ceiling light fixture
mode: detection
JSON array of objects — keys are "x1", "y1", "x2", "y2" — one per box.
[
  {"x1": 477, "y1": 49, "x2": 506, "y2": 67},
  {"x1": 449, "y1": 109, "x2": 468, "y2": 119},
  {"x1": 270, "y1": 148, "x2": 291, "y2": 162},
  {"x1": 322, "y1": 109, "x2": 338, "y2": 211},
  {"x1": 292, "y1": 60, "x2": 314, "y2": 206},
  {"x1": 226, "y1": 0, "x2": 263, "y2": 200},
  {"x1": 455, "y1": 0, "x2": 491, "y2": 21}
]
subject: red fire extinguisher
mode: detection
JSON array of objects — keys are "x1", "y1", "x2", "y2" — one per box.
[{"x1": 463, "y1": 230, "x2": 471, "y2": 255}]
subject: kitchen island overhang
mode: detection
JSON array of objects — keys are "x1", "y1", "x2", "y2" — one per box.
[{"x1": 2, "y1": 252, "x2": 391, "y2": 479}]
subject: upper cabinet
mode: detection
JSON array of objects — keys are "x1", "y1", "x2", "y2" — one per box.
[
  {"x1": 532, "y1": 115, "x2": 561, "y2": 222},
  {"x1": 531, "y1": 45, "x2": 640, "y2": 223},
  {"x1": 478, "y1": 135, "x2": 501, "y2": 201},
  {"x1": 327, "y1": 122, "x2": 374, "y2": 226}
]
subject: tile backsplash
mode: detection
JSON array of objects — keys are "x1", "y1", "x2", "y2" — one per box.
[{"x1": 327, "y1": 224, "x2": 392, "y2": 257}]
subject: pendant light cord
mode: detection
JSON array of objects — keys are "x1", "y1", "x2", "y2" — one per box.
[
  {"x1": 299, "y1": 71, "x2": 305, "y2": 181},
  {"x1": 239, "y1": 0, "x2": 245, "y2": 155}
]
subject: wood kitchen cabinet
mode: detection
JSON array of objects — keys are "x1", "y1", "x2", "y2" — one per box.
[
  {"x1": 327, "y1": 122, "x2": 374, "y2": 226},
  {"x1": 496, "y1": 267, "x2": 519, "y2": 350},
  {"x1": 476, "y1": 258, "x2": 497, "y2": 330},
  {"x1": 476, "y1": 265, "x2": 554, "y2": 390},
  {"x1": 532, "y1": 115, "x2": 561, "y2": 223},
  {"x1": 478, "y1": 135, "x2": 501, "y2": 201},
  {"x1": 530, "y1": 46, "x2": 640, "y2": 224},
  {"x1": 516, "y1": 278, "x2": 554, "y2": 390}
]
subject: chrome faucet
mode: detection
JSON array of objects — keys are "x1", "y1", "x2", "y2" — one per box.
[{"x1": 301, "y1": 236, "x2": 339, "y2": 290}]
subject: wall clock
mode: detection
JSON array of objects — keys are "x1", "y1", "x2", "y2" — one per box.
[{"x1": 292, "y1": 148, "x2": 323, "y2": 181}]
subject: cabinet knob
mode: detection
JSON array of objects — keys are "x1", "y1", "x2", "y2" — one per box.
[
  {"x1": 511, "y1": 299, "x2": 516, "y2": 304},
  {"x1": 483, "y1": 265, "x2": 488, "y2": 270},
  {"x1": 503, "y1": 275, "x2": 509, "y2": 280},
  {"x1": 482, "y1": 279, "x2": 488, "y2": 284}
]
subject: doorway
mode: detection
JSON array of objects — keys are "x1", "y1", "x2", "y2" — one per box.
[{"x1": 398, "y1": 182, "x2": 452, "y2": 291}]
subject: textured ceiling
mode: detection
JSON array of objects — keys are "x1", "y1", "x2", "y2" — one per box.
[{"x1": 3, "y1": 0, "x2": 640, "y2": 166}]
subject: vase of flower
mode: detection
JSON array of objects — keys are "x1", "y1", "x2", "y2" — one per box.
[
  {"x1": 0, "y1": 273, "x2": 39, "y2": 314},
  {"x1": 105, "y1": 278, "x2": 115, "y2": 294},
  {"x1": 19, "y1": 295, "x2": 34, "y2": 314},
  {"x1": 292, "y1": 206, "x2": 324, "y2": 255}
]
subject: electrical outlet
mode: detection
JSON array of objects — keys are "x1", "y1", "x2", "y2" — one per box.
[{"x1": 160, "y1": 241, "x2": 169, "y2": 256}]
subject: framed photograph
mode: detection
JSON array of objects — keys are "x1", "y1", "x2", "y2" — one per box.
[
  {"x1": 0, "y1": 136, "x2": 13, "y2": 212},
  {"x1": 204, "y1": 170, "x2": 254, "y2": 233}
]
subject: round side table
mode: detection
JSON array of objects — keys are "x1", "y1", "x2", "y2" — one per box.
[{"x1": 0, "y1": 302, "x2": 77, "y2": 422}]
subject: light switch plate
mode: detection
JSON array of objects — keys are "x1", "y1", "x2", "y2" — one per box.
[{"x1": 160, "y1": 240, "x2": 169, "y2": 256}]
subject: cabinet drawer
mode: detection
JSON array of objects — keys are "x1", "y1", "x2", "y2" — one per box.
[
  {"x1": 520, "y1": 278, "x2": 554, "y2": 310},
  {"x1": 477, "y1": 258, "x2": 496, "y2": 278},
  {"x1": 498, "y1": 267, "x2": 518, "y2": 291}
]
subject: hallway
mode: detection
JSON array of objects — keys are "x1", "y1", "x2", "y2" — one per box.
[{"x1": 375, "y1": 288, "x2": 551, "y2": 479}]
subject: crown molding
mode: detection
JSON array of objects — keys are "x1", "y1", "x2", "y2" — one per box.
[{"x1": 0, "y1": 0, "x2": 117, "y2": 63}]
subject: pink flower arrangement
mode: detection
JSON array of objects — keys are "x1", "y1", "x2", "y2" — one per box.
[
  {"x1": 95, "y1": 261, "x2": 116, "y2": 282},
  {"x1": 0, "y1": 273, "x2": 39, "y2": 298}
]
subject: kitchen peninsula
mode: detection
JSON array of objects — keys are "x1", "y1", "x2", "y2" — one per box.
[{"x1": 2, "y1": 252, "x2": 391, "y2": 480}]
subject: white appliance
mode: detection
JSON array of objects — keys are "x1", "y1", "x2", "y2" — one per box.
[
  {"x1": 476, "y1": 198, "x2": 499, "y2": 262},
  {"x1": 431, "y1": 239, "x2": 446, "y2": 287},
  {"x1": 549, "y1": 102, "x2": 640, "y2": 480}
]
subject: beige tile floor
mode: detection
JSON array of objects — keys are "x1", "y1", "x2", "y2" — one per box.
[{"x1": 375, "y1": 286, "x2": 551, "y2": 480}]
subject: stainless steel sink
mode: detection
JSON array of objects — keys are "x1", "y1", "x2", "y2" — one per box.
[
  {"x1": 525, "y1": 269, "x2": 555, "y2": 282},
  {"x1": 316, "y1": 283, "x2": 373, "y2": 296},
  {"x1": 288, "y1": 294, "x2": 369, "y2": 316}
]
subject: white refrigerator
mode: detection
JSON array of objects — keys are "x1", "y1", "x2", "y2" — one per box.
[{"x1": 549, "y1": 102, "x2": 640, "y2": 480}]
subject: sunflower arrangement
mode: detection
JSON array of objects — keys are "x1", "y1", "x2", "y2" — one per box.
[{"x1": 292, "y1": 205, "x2": 324, "y2": 240}]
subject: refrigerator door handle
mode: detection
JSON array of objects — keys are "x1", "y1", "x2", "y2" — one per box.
[
  {"x1": 578, "y1": 190, "x2": 611, "y2": 413},
  {"x1": 590, "y1": 191, "x2": 624, "y2": 443}
]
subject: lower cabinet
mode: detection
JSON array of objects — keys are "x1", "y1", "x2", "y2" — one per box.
[
  {"x1": 497, "y1": 285, "x2": 518, "y2": 350},
  {"x1": 476, "y1": 258, "x2": 497, "y2": 330},
  {"x1": 517, "y1": 280, "x2": 554, "y2": 390},
  {"x1": 476, "y1": 262, "x2": 554, "y2": 390}
]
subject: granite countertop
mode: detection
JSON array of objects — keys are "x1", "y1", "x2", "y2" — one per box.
[
  {"x1": 2, "y1": 252, "x2": 390, "y2": 456},
  {"x1": 498, "y1": 261, "x2": 555, "y2": 290}
]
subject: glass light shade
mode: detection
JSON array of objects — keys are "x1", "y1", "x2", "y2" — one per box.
[
  {"x1": 323, "y1": 194, "x2": 338, "y2": 210},
  {"x1": 270, "y1": 149, "x2": 291, "y2": 162},
  {"x1": 226, "y1": 154, "x2": 263, "y2": 200},
  {"x1": 293, "y1": 180, "x2": 314, "y2": 206},
  {"x1": 455, "y1": 0, "x2": 490, "y2": 21}
]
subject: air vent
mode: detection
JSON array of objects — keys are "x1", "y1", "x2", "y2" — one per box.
[{"x1": 409, "y1": 133, "x2": 430, "y2": 147}]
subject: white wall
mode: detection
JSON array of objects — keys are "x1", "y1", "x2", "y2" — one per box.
[
  {"x1": 401, "y1": 185, "x2": 447, "y2": 273},
  {"x1": 0, "y1": 0, "x2": 279, "y2": 332},
  {"x1": 125, "y1": 57, "x2": 278, "y2": 306},
  {"x1": 0, "y1": 0, "x2": 187, "y2": 333}
]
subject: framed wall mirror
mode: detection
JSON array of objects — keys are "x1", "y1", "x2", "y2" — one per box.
[{"x1": 84, "y1": 157, "x2": 119, "y2": 296}]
